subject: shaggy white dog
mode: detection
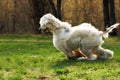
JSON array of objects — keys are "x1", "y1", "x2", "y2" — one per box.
[{"x1": 39, "y1": 13, "x2": 119, "y2": 60}]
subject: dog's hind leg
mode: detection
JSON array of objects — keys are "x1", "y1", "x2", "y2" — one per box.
[
  {"x1": 86, "y1": 52, "x2": 97, "y2": 60},
  {"x1": 93, "y1": 46, "x2": 114, "y2": 60}
]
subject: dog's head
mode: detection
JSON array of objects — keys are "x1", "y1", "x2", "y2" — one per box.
[
  {"x1": 39, "y1": 13, "x2": 59, "y2": 32},
  {"x1": 39, "y1": 13, "x2": 72, "y2": 33}
]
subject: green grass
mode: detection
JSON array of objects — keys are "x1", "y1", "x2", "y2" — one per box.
[{"x1": 0, "y1": 34, "x2": 120, "y2": 80}]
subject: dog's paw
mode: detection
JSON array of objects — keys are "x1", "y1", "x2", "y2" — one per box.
[
  {"x1": 77, "y1": 57, "x2": 87, "y2": 60},
  {"x1": 87, "y1": 54, "x2": 97, "y2": 60},
  {"x1": 67, "y1": 57, "x2": 76, "y2": 60}
]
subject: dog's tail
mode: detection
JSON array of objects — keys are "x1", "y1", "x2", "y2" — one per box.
[{"x1": 100, "y1": 23, "x2": 120, "y2": 38}]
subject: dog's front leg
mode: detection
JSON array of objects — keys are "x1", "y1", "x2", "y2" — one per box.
[
  {"x1": 80, "y1": 48, "x2": 97, "y2": 60},
  {"x1": 59, "y1": 47, "x2": 75, "y2": 59},
  {"x1": 63, "y1": 49, "x2": 75, "y2": 59}
]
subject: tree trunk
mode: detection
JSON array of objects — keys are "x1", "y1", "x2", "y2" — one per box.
[
  {"x1": 109, "y1": 0, "x2": 117, "y2": 35},
  {"x1": 109, "y1": 0, "x2": 116, "y2": 25},
  {"x1": 28, "y1": 0, "x2": 50, "y2": 33},
  {"x1": 13, "y1": 0, "x2": 16, "y2": 33},
  {"x1": 48, "y1": 0, "x2": 61, "y2": 19},
  {"x1": 48, "y1": 0, "x2": 58, "y2": 17},
  {"x1": 57, "y1": 0, "x2": 61, "y2": 20},
  {"x1": 103, "y1": 0, "x2": 117, "y2": 35},
  {"x1": 103, "y1": 0, "x2": 110, "y2": 27}
]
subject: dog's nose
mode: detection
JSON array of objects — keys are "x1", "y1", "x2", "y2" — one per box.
[
  {"x1": 39, "y1": 27, "x2": 44, "y2": 33},
  {"x1": 39, "y1": 27, "x2": 42, "y2": 30}
]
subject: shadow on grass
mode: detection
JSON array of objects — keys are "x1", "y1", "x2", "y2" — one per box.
[
  {"x1": 51, "y1": 58, "x2": 112, "y2": 69},
  {"x1": 50, "y1": 58, "x2": 114, "y2": 76}
]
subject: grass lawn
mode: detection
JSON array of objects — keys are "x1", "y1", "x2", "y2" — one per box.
[{"x1": 0, "y1": 34, "x2": 120, "y2": 80}]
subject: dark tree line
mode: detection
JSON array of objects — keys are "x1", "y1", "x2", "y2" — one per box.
[{"x1": 0, "y1": 0, "x2": 119, "y2": 35}]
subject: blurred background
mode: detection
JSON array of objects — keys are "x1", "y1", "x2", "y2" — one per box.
[{"x1": 0, "y1": 0, "x2": 120, "y2": 36}]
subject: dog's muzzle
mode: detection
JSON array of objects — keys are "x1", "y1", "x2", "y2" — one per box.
[{"x1": 39, "y1": 27, "x2": 49, "y2": 33}]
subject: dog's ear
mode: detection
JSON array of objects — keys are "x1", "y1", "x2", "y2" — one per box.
[{"x1": 48, "y1": 19, "x2": 57, "y2": 27}]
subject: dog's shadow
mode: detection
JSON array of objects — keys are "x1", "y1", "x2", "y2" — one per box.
[
  {"x1": 52, "y1": 59, "x2": 77, "y2": 69},
  {"x1": 51, "y1": 58, "x2": 112, "y2": 69}
]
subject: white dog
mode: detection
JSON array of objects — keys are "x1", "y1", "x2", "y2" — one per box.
[{"x1": 39, "y1": 13, "x2": 119, "y2": 60}]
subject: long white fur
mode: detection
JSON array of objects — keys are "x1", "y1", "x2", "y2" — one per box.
[{"x1": 39, "y1": 13, "x2": 119, "y2": 60}]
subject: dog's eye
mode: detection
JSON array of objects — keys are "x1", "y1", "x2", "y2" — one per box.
[
  {"x1": 65, "y1": 29, "x2": 69, "y2": 32},
  {"x1": 47, "y1": 18, "x2": 51, "y2": 21}
]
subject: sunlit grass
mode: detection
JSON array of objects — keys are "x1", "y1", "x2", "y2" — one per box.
[{"x1": 0, "y1": 35, "x2": 120, "y2": 80}]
